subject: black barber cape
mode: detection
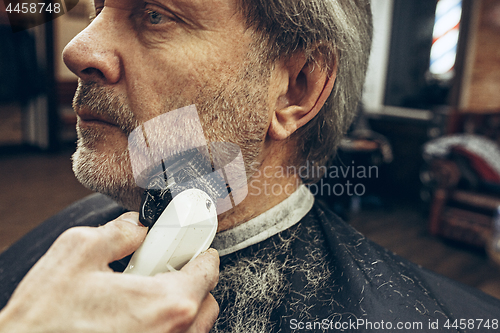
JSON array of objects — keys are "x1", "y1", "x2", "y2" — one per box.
[{"x1": 1, "y1": 193, "x2": 499, "y2": 332}]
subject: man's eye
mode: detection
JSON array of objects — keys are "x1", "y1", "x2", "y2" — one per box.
[
  {"x1": 147, "y1": 10, "x2": 163, "y2": 24},
  {"x1": 145, "y1": 10, "x2": 172, "y2": 25}
]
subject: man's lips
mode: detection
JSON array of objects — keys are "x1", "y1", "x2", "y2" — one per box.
[{"x1": 76, "y1": 110, "x2": 117, "y2": 127}]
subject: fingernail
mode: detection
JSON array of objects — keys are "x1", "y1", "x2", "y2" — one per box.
[
  {"x1": 204, "y1": 248, "x2": 219, "y2": 256},
  {"x1": 119, "y1": 212, "x2": 142, "y2": 227}
]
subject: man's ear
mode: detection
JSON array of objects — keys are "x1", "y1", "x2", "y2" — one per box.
[{"x1": 268, "y1": 53, "x2": 337, "y2": 141}]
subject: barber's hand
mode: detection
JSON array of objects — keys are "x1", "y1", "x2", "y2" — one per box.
[{"x1": 0, "y1": 212, "x2": 220, "y2": 333}]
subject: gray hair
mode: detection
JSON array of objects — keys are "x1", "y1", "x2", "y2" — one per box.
[{"x1": 238, "y1": 0, "x2": 373, "y2": 182}]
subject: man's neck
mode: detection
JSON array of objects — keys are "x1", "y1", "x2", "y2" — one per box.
[{"x1": 216, "y1": 159, "x2": 301, "y2": 232}]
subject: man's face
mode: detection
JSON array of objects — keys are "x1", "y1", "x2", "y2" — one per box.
[{"x1": 63, "y1": 0, "x2": 273, "y2": 209}]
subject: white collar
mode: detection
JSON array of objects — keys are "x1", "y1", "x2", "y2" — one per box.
[{"x1": 211, "y1": 185, "x2": 314, "y2": 256}]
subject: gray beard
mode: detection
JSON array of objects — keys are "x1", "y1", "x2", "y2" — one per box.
[{"x1": 211, "y1": 223, "x2": 332, "y2": 333}]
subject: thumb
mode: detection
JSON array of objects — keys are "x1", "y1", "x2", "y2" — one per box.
[
  {"x1": 37, "y1": 213, "x2": 147, "y2": 272},
  {"x1": 97, "y1": 212, "x2": 148, "y2": 265},
  {"x1": 53, "y1": 212, "x2": 148, "y2": 270}
]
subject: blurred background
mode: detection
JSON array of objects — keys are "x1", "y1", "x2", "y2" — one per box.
[{"x1": 1, "y1": 0, "x2": 500, "y2": 299}]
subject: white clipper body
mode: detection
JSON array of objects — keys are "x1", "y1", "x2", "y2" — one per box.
[{"x1": 124, "y1": 188, "x2": 218, "y2": 276}]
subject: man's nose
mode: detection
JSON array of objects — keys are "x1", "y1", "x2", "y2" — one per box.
[{"x1": 62, "y1": 16, "x2": 121, "y2": 84}]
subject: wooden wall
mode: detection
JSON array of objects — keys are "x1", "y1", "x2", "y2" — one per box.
[{"x1": 459, "y1": 0, "x2": 500, "y2": 112}]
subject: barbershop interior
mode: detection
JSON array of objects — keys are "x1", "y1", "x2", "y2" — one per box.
[{"x1": 1, "y1": 0, "x2": 500, "y2": 303}]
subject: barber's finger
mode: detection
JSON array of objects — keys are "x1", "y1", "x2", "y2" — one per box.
[
  {"x1": 53, "y1": 212, "x2": 147, "y2": 269},
  {"x1": 179, "y1": 248, "x2": 220, "y2": 298},
  {"x1": 185, "y1": 294, "x2": 219, "y2": 333},
  {"x1": 97, "y1": 212, "x2": 148, "y2": 264}
]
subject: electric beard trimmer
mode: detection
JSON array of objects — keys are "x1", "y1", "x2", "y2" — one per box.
[{"x1": 123, "y1": 148, "x2": 228, "y2": 275}]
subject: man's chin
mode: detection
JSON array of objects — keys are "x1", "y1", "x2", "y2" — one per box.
[
  {"x1": 103, "y1": 191, "x2": 143, "y2": 211},
  {"x1": 72, "y1": 146, "x2": 143, "y2": 211}
]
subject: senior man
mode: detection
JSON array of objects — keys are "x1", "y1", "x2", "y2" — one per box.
[{"x1": 1, "y1": 0, "x2": 500, "y2": 332}]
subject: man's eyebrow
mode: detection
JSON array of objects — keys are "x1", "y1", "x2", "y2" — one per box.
[{"x1": 84, "y1": 0, "x2": 217, "y2": 30}]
